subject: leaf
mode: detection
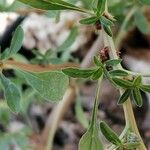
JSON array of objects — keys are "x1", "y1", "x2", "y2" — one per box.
[
  {"x1": 62, "y1": 68, "x2": 95, "y2": 78},
  {"x1": 109, "y1": 70, "x2": 128, "y2": 77},
  {"x1": 112, "y1": 78, "x2": 133, "y2": 89},
  {"x1": 1, "y1": 26, "x2": 24, "y2": 60},
  {"x1": 79, "y1": 16, "x2": 98, "y2": 25},
  {"x1": 19, "y1": 70, "x2": 69, "y2": 101},
  {"x1": 132, "y1": 88, "x2": 143, "y2": 107},
  {"x1": 79, "y1": 78, "x2": 103, "y2": 150},
  {"x1": 102, "y1": 24, "x2": 113, "y2": 37},
  {"x1": 105, "y1": 59, "x2": 122, "y2": 66},
  {"x1": 0, "y1": 74, "x2": 21, "y2": 112},
  {"x1": 97, "y1": 0, "x2": 106, "y2": 15},
  {"x1": 118, "y1": 89, "x2": 132, "y2": 104},
  {"x1": 57, "y1": 27, "x2": 78, "y2": 52},
  {"x1": 140, "y1": 85, "x2": 150, "y2": 93},
  {"x1": 100, "y1": 121, "x2": 122, "y2": 146},
  {"x1": 133, "y1": 76, "x2": 142, "y2": 86},
  {"x1": 100, "y1": 16, "x2": 114, "y2": 26},
  {"x1": 134, "y1": 9, "x2": 150, "y2": 34},
  {"x1": 91, "y1": 68, "x2": 103, "y2": 80},
  {"x1": 139, "y1": 0, "x2": 150, "y2": 5},
  {"x1": 79, "y1": 126, "x2": 103, "y2": 150},
  {"x1": 93, "y1": 56, "x2": 103, "y2": 67},
  {"x1": 18, "y1": 0, "x2": 84, "y2": 12}
]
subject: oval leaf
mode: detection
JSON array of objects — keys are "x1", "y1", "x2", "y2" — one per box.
[
  {"x1": 102, "y1": 24, "x2": 113, "y2": 37},
  {"x1": 132, "y1": 88, "x2": 143, "y2": 107},
  {"x1": 112, "y1": 78, "x2": 133, "y2": 89},
  {"x1": 91, "y1": 68, "x2": 103, "y2": 80},
  {"x1": 93, "y1": 56, "x2": 103, "y2": 67},
  {"x1": 100, "y1": 121, "x2": 122, "y2": 146},
  {"x1": 100, "y1": 16, "x2": 114, "y2": 26},
  {"x1": 140, "y1": 85, "x2": 150, "y2": 93},
  {"x1": 118, "y1": 89, "x2": 132, "y2": 104},
  {"x1": 62, "y1": 68, "x2": 95, "y2": 78},
  {"x1": 105, "y1": 59, "x2": 122, "y2": 66},
  {"x1": 1, "y1": 26, "x2": 24, "y2": 60},
  {"x1": 97, "y1": 0, "x2": 106, "y2": 15},
  {"x1": 18, "y1": 0, "x2": 84, "y2": 12},
  {"x1": 133, "y1": 76, "x2": 142, "y2": 86},
  {"x1": 79, "y1": 125, "x2": 103, "y2": 150},
  {"x1": 0, "y1": 74, "x2": 21, "y2": 112},
  {"x1": 109, "y1": 70, "x2": 128, "y2": 77},
  {"x1": 79, "y1": 16, "x2": 98, "y2": 25},
  {"x1": 19, "y1": 70, "x2": 69, "y2": 101}
]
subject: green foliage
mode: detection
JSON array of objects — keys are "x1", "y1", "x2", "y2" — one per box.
[
  {"x1": 105, "y1": 59, "x2": 122, "y2": 66},
  {"x1": 109, "y1": 70, "x2": 129, "y2": 77},
  {"x1": 79, "y1": 125, "x2": 103, "y2": 150},
  {"x1": 79, "y1": 79, "x2": 103, "y2": 150},
  {"x1": 97, "y1": 0, "x2": 106, "y2": 15},
  {"x1": 62, "y1": 68, "x2": 95, "y2": 78},
  {"x1": 1, "y1": 26, "x2": 24, "y2": 60},
  {"x1": 100, "y1": 121, "x2": 122, "y2": 146},
  {"x1": 0, "y1": 73, "x2": 21, "y2": 112},
  {"x1": 118, "y1": 89, "x2": 132, "y2": 104},
  {"x1": 139, "y1": 0, "x2": 150, "y2": 5},
  {"x1": 18, "y1": 0, "x2": 85, "y2": 12},
  {"x1": 19, "y1": 70, "x2": 69, "y2": 101},
  {"x1": 80, "y1": 16, "x2": 98, "y2": 25},
  {"x1": 134, "y1": 9, "x2": 150, "y2": 34}
]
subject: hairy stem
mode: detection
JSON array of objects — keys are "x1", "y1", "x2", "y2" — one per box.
[{"x1": 103, "y1": 30, "x2": 147, "y2": 149}]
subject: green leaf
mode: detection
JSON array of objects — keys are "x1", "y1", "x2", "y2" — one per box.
[
  {"x1": 133, "y1": 76, "x2": 142, "y2": 86},
  {"x1": 139, "y1": 0, "x2": 150, "y2": 5},
  {"x1": 118, "y1": 89, "x2": 132, "y2": 104},
  {"x1": 79, "y1": 16, "x2": 98, "y2": 25},
  {"x1": 112, "y1": 78, "x2": 133, "y2": 89},
  {"x1": 91, "y1": 68, "x2": 103, "y2": 80},
  {"x1": 100, "y1": 16, "x2": 114, "y2": 26},
  {"x1": 123, "y1": 142, "x2": 140, "y2": 149},
  {"x1": 18, "y1": 0, "x2": 84, "y2": 12},
  {"x1": 100, "y1": 121, "x2": 122, "y2": 146},
  {"x1": 62, "y1": 68, "x2": 95, "y2": 78},
  {"x1": 0, "y1": 74, "x2": 21, "y2": 112},
  {"x1": 79, "y1": 126, "x2": 103, "y2": 150},
  {"x1": 79, "y1": 78, "x2": 103, "y2": 150},
  {"x1": 97, "y1": 0, "x2": 106, "y2": 15},
  {"x1": 102, "y1": 24, "x2": 113, "y2": 37},
  {"x1": 105, "y1": 59, "x2": 122, "y2": 66},
  {"x1": 132, "y1": 88, "x2": 143, "y2": 107},
  {"x1": 57, "y1": 27, "x2": 78, "y2": 52},
  {"x1": 140, "y1": 85, "x2": 150, "y2": 93},
  {"x1": 19, "y1": 70, "x2": 69, "y2": 101},
  {"x1": 134, "y1": 9, "x2": 150, "y2": 34},
  {"x1": 93, "y1": 56, "x2": 103, "y2": 67},
  {"x1": 109, "y1": 70, "x2": 128, "y2": 77},
  {"x1": 1, "y1": 26, "x2": 24, "y2": 60}
]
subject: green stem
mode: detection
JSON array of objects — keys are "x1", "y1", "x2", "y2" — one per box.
[
  {"x1": 103, "y1": 30, "x2": 147, "y2": 150},
  {"x1": 91, "y1": 76, "x2": 103, "y2": 125},
  {"x1": 115, "y1": 6, "x2": 137, "y2": 48}
]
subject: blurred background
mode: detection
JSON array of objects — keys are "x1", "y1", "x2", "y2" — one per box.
[{"x1": 0, "y1": 0, "x2": 150, "y2": 149}]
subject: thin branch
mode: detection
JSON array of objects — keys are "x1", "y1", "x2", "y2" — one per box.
[{"x1": 4, "y1": 60, "x2": 78, "y2": 72}]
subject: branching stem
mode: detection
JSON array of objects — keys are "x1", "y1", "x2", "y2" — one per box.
[{"x1": 103, "y1": 30, "x2": 147, "y2": 150}]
